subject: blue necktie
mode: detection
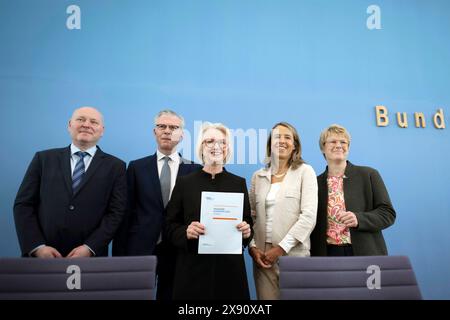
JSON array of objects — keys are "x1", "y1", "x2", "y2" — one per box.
[{"x1": 72, "y1": 151, "x2": 88, "y2": 191}]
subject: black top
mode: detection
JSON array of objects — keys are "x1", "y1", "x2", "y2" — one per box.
[
  {"x1": 310, "y1": 161, "x2": 396, "y2": 256},
  {"x1": 165, "y1": 169, "x2": 253, "y2": 300}
]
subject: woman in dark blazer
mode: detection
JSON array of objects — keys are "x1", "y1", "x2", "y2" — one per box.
[{"x1": 310, "y1": 124, "x2": 396, "y2": 256}]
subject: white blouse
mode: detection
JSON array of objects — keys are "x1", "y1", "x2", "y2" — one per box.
[
  {"x1": 250, "y1": 182, "x2": 299, "y2": 253},
  {"x1": 264, "y1": 182, "x2": 281, "y2": 243}
]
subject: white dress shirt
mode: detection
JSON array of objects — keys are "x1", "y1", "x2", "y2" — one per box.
[{"x1": 70, "y1": 144, "x2": 97, "y2": 174}]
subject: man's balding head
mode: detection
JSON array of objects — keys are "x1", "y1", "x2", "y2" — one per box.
[{"x1": 68, "y1": 107, "x2": 105, "y2": 150}]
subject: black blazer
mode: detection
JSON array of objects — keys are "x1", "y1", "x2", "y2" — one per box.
[
  {"x1": 13, "y1": 146, "x2": 127, "y2": 257},
  {"x1": 112, "y1": 153, "x2": 201, "y2": 256},
  {"x1": 310, "y1": 161, "x2": 396, "y2": 256}
]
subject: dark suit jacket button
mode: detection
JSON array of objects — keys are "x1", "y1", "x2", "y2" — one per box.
[{"x1": 69, "y1": 205, "x2": 75, "y2": 211}]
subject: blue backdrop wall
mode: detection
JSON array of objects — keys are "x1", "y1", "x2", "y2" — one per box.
[{"x1": 1, "y1": 0, "x2": 449, "y2": 299}]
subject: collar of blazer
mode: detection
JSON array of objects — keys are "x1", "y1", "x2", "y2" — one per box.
[
  {"x1": 153, "y1": 152, "x2": 194, "y2": 166},
  {"x1": 66, "y1": 144, "x2": 104, "y2": 157},
  {"x1": 63, "y1": 145, "x2": 106, "y2": 196},
  {"x1": 322, "y1": 160, "x2": 355, "y2": 181},
  {"x1": 343, "y1": 161, "x2": 356, "y2": 179},
  {"x1": 257, "y1": 166, "x2": 293, "y2": 181},
  {"x1": 180, "y1": 157, "x2": 195, "y2": 165}
]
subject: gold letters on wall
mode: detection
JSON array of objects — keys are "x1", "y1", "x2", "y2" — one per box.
[{"x1": 375, "y1": 106, "x2": 446, "y2": 129}]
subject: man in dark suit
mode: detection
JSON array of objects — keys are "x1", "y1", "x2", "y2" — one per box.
[
  {"x1": 14, "y1": 107, "x2": 127, "y2": 258},
  {"x1": 113, "y1": 110, "x2": 201, "y2": 300}
]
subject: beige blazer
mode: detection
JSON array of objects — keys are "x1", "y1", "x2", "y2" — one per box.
[{"x1": 249, "y1": 164, "x2": 318, "y2": 256}]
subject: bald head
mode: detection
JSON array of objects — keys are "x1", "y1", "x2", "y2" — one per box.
[
  {"x1": 71, "y1": 107, "x2": 104, "y2": 124},
  {"x1": 68, "y1": 107, "x2": 105, "y2": 150}
]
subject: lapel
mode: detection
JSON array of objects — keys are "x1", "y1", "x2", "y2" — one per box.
[
  {"x1": 148, "y1": 153, "x2": 164, "y2": 206},
  {"x1": 73, "y1": 146, "x2": 106, "y2": 197},
  {"x1": 178, "y1": 162, "x2": 187, "y2": 176},
  {"x1": 60, "y1": 146, "x2": 73, "y2": 195},
  {"x1": 257, "y1": 167, "x2": 297, "y2": 203},
  {"x1": 318, "y1": 167, "x2": 328, "y2": 202},
  {"x1": 256, "y1": 168, "x2": 272, "y2": 205},
  {"x1": 255, "y1": 168, "x2": 271, "y2": 243},
  {"x1": 343, "y1": 160, "x2": 354, "y2": 209},
  {"x1": 178, "y1": 155, "x2": 194, "y2": 176},
  {"x1": 274, "y1": 167, "x2": 296, "y2": 202}
]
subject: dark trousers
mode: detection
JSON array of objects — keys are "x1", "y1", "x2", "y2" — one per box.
[
  {"x1": 327, "y1": 244, "x2": 354, "y2": 256},
  {"x1": 154, "y1": 241, "x2": 177, "y2": 300}
]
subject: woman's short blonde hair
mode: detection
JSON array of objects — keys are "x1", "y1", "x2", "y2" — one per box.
[
  {"x1": 319, "y1": 124, "x2": 351, "y2": 153},
  {"x1": 196, "y1": 122, "x2": 233, "y2": 165},
  {"x1": 265, "y1": 122, "x2": 304, "y2": 170}
]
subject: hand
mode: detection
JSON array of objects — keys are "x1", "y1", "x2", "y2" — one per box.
[
  {"x1": 67, "y1": 245, "x2": 93, "y2": 258},
  {"x1": 34, "y1": 246, "x2": 62, "y2": 258},
  {"x1": 186, "y1": 221, "x2": 205, "y2": 240},
  {"x1": 262, "y1": 245, "x2": 285, "y2": 266},
  {"x1": 338, "y1": 211, "x2": 359, "y2": 228},
  {"x1": 236, "y1": 221, "x2": 251, "y2": 239},
  {"x1": 249, "y1": 247, "x2": 271, "y2": 269}
]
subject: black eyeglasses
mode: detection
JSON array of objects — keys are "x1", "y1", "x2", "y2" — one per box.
[{"x1": 155, "y1": 124, "x2": 180, "y2": 131}]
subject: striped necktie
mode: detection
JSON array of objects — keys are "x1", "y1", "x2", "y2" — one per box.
[{"x1": 72, "y1": 151, "x2": 88, "y2": 191}]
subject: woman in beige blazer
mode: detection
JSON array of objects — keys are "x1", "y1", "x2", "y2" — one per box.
[{"x1": 249, "y1": 122, "x2": 318, "y2": 300}]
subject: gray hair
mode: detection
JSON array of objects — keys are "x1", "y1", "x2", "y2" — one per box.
[{"x1": 154, "y1": 109, "x2": 185, "y2": 129}]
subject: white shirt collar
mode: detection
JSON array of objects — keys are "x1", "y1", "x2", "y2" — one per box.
[
  {"x1": 257, "y1": 166, "x2": 292, "y2": 179},
  {"x1": 70, "y1": 144, "x2": 97, "y2": 158},
  {"x1": 156, "y1": 150, "x2": 180, "y2": 162}
]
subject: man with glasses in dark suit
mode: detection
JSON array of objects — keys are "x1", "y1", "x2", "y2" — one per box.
[{"x1": 113, "y1": 109, "x2": 201, "y2": 300}]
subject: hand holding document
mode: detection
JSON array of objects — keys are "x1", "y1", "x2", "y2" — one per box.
[{"x1": 198, "y1": 192, "x2": 244, "y2": 254}]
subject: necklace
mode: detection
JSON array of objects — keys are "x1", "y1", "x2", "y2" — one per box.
[{"x1": 273, "y1": 171, "x2": 287, "y2": 178}]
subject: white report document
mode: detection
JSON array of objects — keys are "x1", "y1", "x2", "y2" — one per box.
[{"x1": 198, "y1": 191, "x2": 244, "y2": 254}]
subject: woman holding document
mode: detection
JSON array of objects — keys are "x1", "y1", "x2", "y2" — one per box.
[
  {"x1": 249, "y1": 122, "x2": 318, "y2": 300},
  {"x1": 165, "y1": 122, "x2": 253, "y2": 300}
]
